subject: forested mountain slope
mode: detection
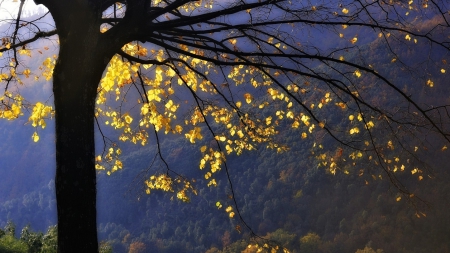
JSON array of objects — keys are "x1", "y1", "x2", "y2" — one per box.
[{"x1": 0, "y1": 9, "x2": 450, "y2": 253}]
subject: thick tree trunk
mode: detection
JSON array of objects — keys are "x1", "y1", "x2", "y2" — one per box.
[
  {"x1": 52, "y1": 15, "x2": 114, "y2": 252},
  {"x1": 53, "y1": 72, "x2": 99, "y2": 253},
  {"x1": 36, "y1": 1, "x2": 129, "y2": 251}
]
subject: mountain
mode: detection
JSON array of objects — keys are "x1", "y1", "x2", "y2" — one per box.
[{"x1": 0, "y1": 9, "x2": 450, "y2": 253}]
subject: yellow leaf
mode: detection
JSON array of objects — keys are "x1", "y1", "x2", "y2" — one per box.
[
  {"x1": 32, "y1": 132, "x2": 39, "y2": 142},
  {"x1": 185, "y1": 127, "x2": 203, "y2": 143},
  {"x1": 365, "y1": 121, "x2": 374, "y2": 129},
  {"x1": 200, "y1": 159, "x2": 206, "y2": 169},
  {"x1": 357, "y1": 113, "x2": 363, "y2": 121},
  {"x1": 342, "y1": 8, "x2": 349, "y2": 14},
  {"x1": 396, "y1": 196, "x2": 401, "y2": 202},
  {"x1": 175, "y1": 125, "x2": 183, "y2": 133},
  {"x1": 124, "y1": 114, "x2": 133, "y2": 124},
  {"x1": 336, "y1": 102, "x2": 346, "y2": 109},
  {"x1": 23, "y1": 69, "x2": 31, "y2": 78},
  {"x1": 244, "y1": 93, "x2": 253, "y2": 104},
  {"x1": 387, "y1": 140, "x2": 394, "y2": 149},
  {"x1": 349, "y1": 127, "x2": 359, "y2": 134},
  {"x1": 131, "y1": 64, "x2": 139, "y2": 73}
]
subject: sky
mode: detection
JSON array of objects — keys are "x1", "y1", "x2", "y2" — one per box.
[{"x1": 0, "y1": 0, "x2": 47, "y2": 20}]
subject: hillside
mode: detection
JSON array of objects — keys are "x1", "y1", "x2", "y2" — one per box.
[{"x1": 0, "y1": 8, "x2": 449, "y2": 253}]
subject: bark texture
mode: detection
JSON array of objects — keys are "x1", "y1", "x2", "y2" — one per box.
[{"x1": 50, "y1": 3, "x2": 116, "y2": 252}]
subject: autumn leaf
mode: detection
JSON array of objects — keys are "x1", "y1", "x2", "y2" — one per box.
[
  {"x1": 244, "y1": 93, "x2": 253, "y2": 104},
  {"x1": 32, "y1": 132, "x2": 39, "y2": 142}
]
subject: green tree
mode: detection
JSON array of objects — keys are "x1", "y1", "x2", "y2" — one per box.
[
  {"x1": 5, "y1": 221, "x2": 16, "y2": 237},
  {"x1": 299, "y1": 232, "x2": 322, "y2": 253},
  {"x1": 267, "y1": 229, "x2": 296, "y2": 250},
  {"x1": 98, "y1": 241, "x2": 113, "y2": 253},
  {"x1": 205, "y1": 247, "x2": 221, "y2": 253},
  {"x1": 0, "y1": 234, "x2": 28, "y2": 253},
  {"x1": 1, "y1": 0, "x2": 449, "y2": 252},
  {"x1": 355, "y1": 246, "x2": 384, "y2": 253},
  {"x1": 40, "y1": 225, "x2": 57, "y2": 253},
  {"x1": 0, "y1": 224, "x2": 56, "y2": 253},
  {"x1": 20, "y1": 225, "x2": 43, "y2": 253}
]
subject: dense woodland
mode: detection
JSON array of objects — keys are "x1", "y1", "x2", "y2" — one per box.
[
  {"x1": 1, "y1": 3, "x2": 450, "y2": 253},
  {"x1": 2, "y1": 115, "x2": 450, "y2": 252}
]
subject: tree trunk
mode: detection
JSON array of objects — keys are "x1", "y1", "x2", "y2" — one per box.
[{"x1": 52, "y1": 15, "x2": 114, "y2": 252}]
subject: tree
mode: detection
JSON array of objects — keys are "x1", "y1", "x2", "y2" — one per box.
[
  {"x1": 40, "y1": 225, "x2": 57, "y2": 253},
  {"x1": 20, "y1": 225, "x2": 43, "y2": 253},
  {"x1": 0, "y1": 223, "x2": 57, "y2": 253},
  {"x1": 299, "y1": 232, "x2": 321, "y2": 253},
  {"x1": 128, "y1": 241, "x2": 146, "y2": 253},
  {"x1": 0, "y1": 0, "x2": 449, "y2": 252},
  {"x1": 355, "y1": 246, "x2": 384, "y2": 253}
]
